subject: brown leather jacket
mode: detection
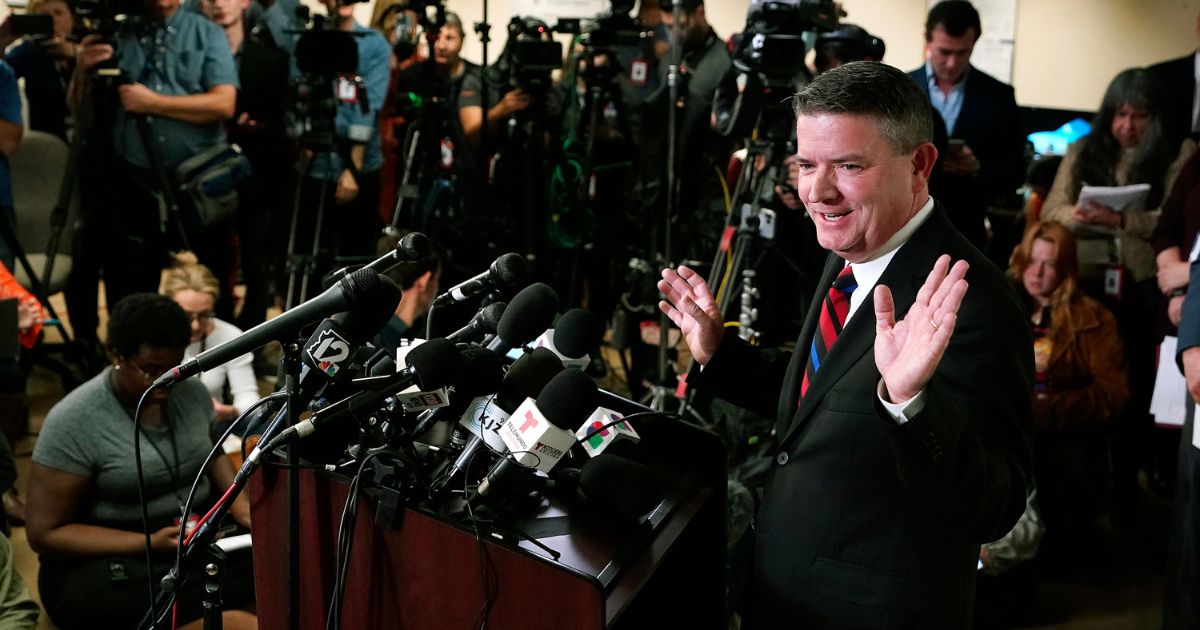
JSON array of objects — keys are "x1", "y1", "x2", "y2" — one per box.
[{"x1": 1034, "y1": 295, "x2": 1128, "y2": 433}]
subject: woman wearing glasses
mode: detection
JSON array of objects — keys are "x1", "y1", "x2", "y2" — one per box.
[
  {"x1": 25, "y1": 293, "x2": 255, "y2": 629},
  {"x1": 162, "y1": 252, "x2": 261, "y2": 427}
]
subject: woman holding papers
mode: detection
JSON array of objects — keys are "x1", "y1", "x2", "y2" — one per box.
[{"x1": 1041, "y1": 67, "x2": 1196, "y2": 521}]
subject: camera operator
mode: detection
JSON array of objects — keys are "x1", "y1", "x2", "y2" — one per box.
[
  {"x1": 294, "y1": 0, "x2": 390, "y2": 269},
  {"x1": 68, "y1": 0, "x2": 238, "y2": 314},
  {"x1": 382, "y1": 11, "x2": 479, "y2": 221},
  {"x1": 0, "y1": 0, "x2": 77, "y2": 139},
  {"x1": 199, "y1": 0, "x2": 288, "y2": 330},
  {"x1": 457, "y1": 20, "x2": 538, "y2": 148},
  {"x1": 639, "y1": 0, "x2": 730, "y2": 227}
]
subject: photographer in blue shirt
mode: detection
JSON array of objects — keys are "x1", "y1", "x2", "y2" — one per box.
[{"x1": 68, "y1": 0, "x2": 238, "y2": 324}]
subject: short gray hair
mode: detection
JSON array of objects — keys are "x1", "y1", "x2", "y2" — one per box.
[{"x1": 793, "y1": 61, "x2": 934, "y2": 154}]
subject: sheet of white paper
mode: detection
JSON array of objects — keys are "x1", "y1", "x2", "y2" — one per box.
[
  {"x1": 1194, "y1": 405, "x2": 1200, "y2": 450},
  {"x1": 1078, "y1": 183, "x2": 1152, "y2": 213},
  {"x1": 1152, "y1": 336, "x2": 1187, "y2": 427}
]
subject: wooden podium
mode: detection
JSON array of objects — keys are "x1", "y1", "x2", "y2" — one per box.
[{"x1": 247, "y1": 413, "x2": 726, "y2": 629}]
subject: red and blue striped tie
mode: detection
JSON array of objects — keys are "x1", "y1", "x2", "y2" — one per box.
[{"x1": 801, "y1": 264, "x2": 857, "y2": 399}]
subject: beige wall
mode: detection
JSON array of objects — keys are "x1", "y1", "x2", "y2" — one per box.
[{"x1": 389, "y1": 0, "x2": 1200, "y2": 113}]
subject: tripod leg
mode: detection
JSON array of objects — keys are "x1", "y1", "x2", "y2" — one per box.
[
  {"x1": 284, "y1": 153, "x2": 314, "y2": 310},
  {"x1": 300, "y1": 175, "x2": 330, "y2": 304}
]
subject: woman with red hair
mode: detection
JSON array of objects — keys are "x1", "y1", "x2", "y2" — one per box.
[{"x1": 1009, "y1": 221, "x2": 1128, "y2": 544}]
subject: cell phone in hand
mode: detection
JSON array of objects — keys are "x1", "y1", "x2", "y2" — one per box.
[{"x1": 9, "y1": 14, "x2": 53, "y2": 38}]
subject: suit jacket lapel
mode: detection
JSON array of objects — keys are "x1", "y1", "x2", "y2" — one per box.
[{"x1": 775, "y1": 254, "x2": 841, "y2": 439}]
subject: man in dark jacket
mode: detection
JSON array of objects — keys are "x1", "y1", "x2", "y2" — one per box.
[
  {"x1": 659, "y1": 61, "x2": 1032, "y2": 629},
  {"x1": 908, "y1": 0, "x2": 1024, "y2": 250}
]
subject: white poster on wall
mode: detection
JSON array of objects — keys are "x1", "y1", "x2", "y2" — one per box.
[
  {"x1": 927, "y1": 0, "x2": 1016, "y2": 85},
  {"x1": 508, "y1": 0, "x2": 612, "y2": 23}
]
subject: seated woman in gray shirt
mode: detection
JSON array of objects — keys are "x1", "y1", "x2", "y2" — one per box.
[{"x1": 25, "y1": 293, "x2": 255, "y2": 630}]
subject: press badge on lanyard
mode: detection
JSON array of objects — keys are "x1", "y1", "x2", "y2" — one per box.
[
  {"x1": 337, "y1": 75, "x2": 359, "y2": 104},
  {"x1": 630, "y1": 59, "x2": 648, "y2": 87}
]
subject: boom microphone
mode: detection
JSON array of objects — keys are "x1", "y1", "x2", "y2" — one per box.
[
  {"x1": 432, "y1": 252, "x2": 525, "y2": 307},
  {"x1": 154, "y1": 268, "x2": 389, "y2": 388}
]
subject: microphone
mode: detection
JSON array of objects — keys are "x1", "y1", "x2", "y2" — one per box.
[
  {"x1": 432, "y1": 252, "x2": 525, "y2": 307},
  {"x1": 485, "y1": 283, "x2": 559, "y2": 356},
  {"x1": 477, "y1": 369, "x2": 599, "y2": 498},
  {"x1": 578, "y1": 453, "x2": 665, "y2": 518},
  {"x1": 322, "y1": 231, "x2": 432, "y2": 289},
  {"x1": 238, "y1": 276, "x2": 403, "y2": 440},
  {"x1": 261, "y1": 338, "x2": 461, "y2": 451},
  {"x1": 431, "y1": 347, "x2": 563, "y2": 497},
  {"x1": 532, "y1": 307, "x2": 604, "y2": 369},
  {"x1": 154, "y1": 268, "x2": 388, "y2": 388},
  {"x1": 445, "y1": 301, "x2": 506, "y2": 343},
  {"x1": 409, "y1": 345, "x2": 505, "y2": 438},
  {"x1": 575, "y1": 406, "x2": 641, "y2": 458}
]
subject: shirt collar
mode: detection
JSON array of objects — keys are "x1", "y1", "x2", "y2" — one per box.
[
  {"x1": 846, "y1": 196, "x2": 936, "y2": 287},
  {"x1": 1194, "y1": 50, "x2": 1199, "y2": 82},
  {"x1": 924, "y1": 60, "x2": 969, "y2": 90}
]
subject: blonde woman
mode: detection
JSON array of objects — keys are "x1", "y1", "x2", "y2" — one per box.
[{"x1": 161, "y1": 252, "x2": 259, "y2": 424}]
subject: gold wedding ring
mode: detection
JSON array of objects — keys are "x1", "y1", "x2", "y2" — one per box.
[{"x1": 930, "y1": 319, "x2": 940, "y2": 331}]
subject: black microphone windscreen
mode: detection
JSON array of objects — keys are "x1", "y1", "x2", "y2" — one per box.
[
  {"x1": 453, "y1": 345, "x2": 505, "y2": 397},
  {"x1": 552, "y1": 308, "x2": 603, "y2": 359},
  {"x1": 489, "y1": 252, "x2": 526, "y2": 285},
  {"x1": 340, "y1": 267, "x2": 382, "y2": 304},
  {"x1": 406, "y1": 338, "x2": 461, "y2": 390},
  {"x1": 497, "y1": 283, "x2": 558, "y2": 347},
  {"x1": 535, "y1": 369, "x2": 598, "y2": 430},
  {"x1": 399, "y1": 232, "x2": 431, "y2": 260},
  {"x1": 335, "y1": 274, "x2": 403, "y2": 342},
  {"x1": 580, "y1": 454, "x2": 664, "y2": 518},
  {"x1": 494, "y1": 347, "x2": 563, "y2": 412},
  {"x1": 478, "y1": 302, "x2": 506, "y2": 335}
]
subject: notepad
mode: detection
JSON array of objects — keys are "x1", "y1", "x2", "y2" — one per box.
[{"x1": 1077, "y1": 183, "x2": 1151, "y2": 213}]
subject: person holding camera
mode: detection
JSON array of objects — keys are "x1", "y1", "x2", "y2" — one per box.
[
  {"x1": 1, "y1": 0, "x2": 76, "y2": 139},
  {"x1": 67, "y1": 0, "x2": 238, "y2": 319},
  {"x1": 291, "y1": 0, "x2": 390, "y2": 276}
]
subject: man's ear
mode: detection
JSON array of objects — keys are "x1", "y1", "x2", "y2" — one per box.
[
  {"x1": 413, "y1": 270, "x2": 433, "y2": 293},
  {"x1": 912, "y1": 141, "x2": 938, "y2": 185}
]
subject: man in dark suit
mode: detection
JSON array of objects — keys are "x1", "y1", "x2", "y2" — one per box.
[
  {"x1": 1168, "y1": 254, "x2": 1200, "y2": 630},
  {"x1": 907, "y1": 0, "x2": 1024, "y2": 251},
  {"x1": 659, "y1": 62, "x2": 1032, "y2": 629},
  {"x1": 1148, "y1": 13, "x2": 1199, "y2": 149}
]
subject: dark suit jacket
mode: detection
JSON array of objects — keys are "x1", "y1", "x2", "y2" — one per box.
[
  {"x1": 908, "y1": 66, "x2": 1025, "y2": 248},
  {"x1": 1150, "y1": 53, "x2": 1196, "y2": 150},
  {"x1": 691, "y1": 204, "x2": 1033, "y2": 629}
]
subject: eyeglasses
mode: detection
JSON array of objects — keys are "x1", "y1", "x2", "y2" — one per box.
[
  {"x1": 187, "y1": 310, "x2": 215, "y2": 324},
  {"x1": 124, "y1": 360, "x2": 173, "y2": 382}
]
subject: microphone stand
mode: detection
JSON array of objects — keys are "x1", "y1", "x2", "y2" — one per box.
[
  {"x1": 139, "y1": 341, "x2": 305, "y2": 630},
  {"x1": 475, "y1": 0, "x2": 491, "y2": 187},
  {"x1": 646, "y1": 3, "x2": 684, "y2": 412}
]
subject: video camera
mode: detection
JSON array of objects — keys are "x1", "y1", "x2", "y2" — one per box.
[
  {"x1": 731, "y1": 0, "x2": 840, "y2": 81},
  {"x1": 485, "y1": 17, "x2": 563, "y2": 96},
  {"x1": 286, "y1": 10, "x2": 367, "y2": 149},
  {"x1": 73, "y1": 0, "x2": 144, "y2": 40},
  {"x1": 555, "y1": 0, "x2": 649, "y2": 88},
  {"x1": 379, "y1": 0, "x2": 447, "y2": 61}
]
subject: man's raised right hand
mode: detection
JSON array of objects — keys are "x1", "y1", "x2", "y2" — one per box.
[{"x1": 657, "y1": 265, "x2": 724, "y2": 365}]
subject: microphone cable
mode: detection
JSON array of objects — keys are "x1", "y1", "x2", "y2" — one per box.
[
  {"x1": 327, "y1": 451, "x2": 382, "y2": 630},
  {"x1": 141, "y1": 391, "x2": 289, "y2": 630}
]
